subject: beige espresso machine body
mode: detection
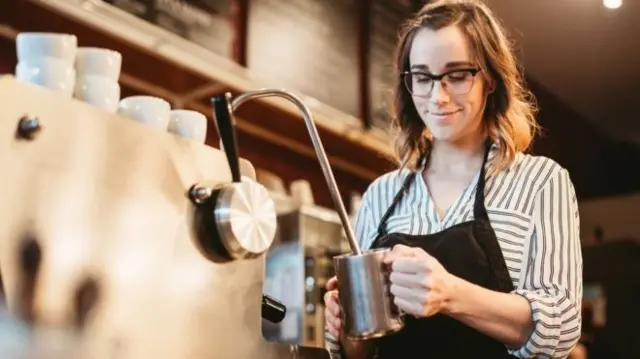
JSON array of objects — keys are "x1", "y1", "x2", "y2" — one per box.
[{"x1": 0, "y1": 77, "x2": 329, "y2": 359}]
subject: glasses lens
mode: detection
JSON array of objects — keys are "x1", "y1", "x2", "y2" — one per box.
[
  {"x1": 443, "y1": 71, "x2": 475, "y2": 95},
  {"x1": 404, "y1": 70, "x2": 476, "y2": 97},
  {"x1": 404, "y1": 73, "x2": 433, "y2": 97}
]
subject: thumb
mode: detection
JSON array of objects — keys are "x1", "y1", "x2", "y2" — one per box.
[
  {"x1": 326, "y1": 276, "x2": 338, "y2": 290},
  {"x1": 383, "y1": 244, "x2": 416, "y2": 263}
]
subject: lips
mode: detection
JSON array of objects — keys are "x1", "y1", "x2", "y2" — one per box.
[{"x1": 430, "y1": 110, "x2": 460, "y2": 116}]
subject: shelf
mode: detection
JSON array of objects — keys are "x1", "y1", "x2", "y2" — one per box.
[{"x1": 1, "y1": 0, "x2": 396, "y2": 184}]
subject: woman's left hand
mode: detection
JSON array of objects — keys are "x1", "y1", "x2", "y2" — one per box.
[{"x1": 384, "y1": 244, "x2": 456, "y2": 318}]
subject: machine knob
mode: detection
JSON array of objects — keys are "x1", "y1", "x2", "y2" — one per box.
[
  {"x1": 262, "y1": 294, "x2": 287, "y2": 323},
  {"x1": 190, "y1": 178, "x2": 277, "y2": 261}
]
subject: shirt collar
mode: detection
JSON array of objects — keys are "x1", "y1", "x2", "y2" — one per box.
[{"x1": 417, "y1": 141, "x2": 499, "y2": 171}]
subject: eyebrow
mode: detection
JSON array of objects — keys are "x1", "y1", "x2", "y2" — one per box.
[{"x1": 410, "y1": 61, "x2": 475, "y2": 71}]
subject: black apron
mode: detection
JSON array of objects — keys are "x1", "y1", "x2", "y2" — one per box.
[{"x1": 371, "y1": 142, "x2": 517, "y2": 359}]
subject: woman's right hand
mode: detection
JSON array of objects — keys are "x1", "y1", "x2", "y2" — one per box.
[
  {"x1": 324, "y1": 276, "x2": 375, "y2": 359},
  {"x1": 324, "y1": 276, "x2": 342, "y2": 338}
]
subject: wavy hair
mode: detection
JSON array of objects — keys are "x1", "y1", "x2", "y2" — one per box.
[{"x1": 390, "y1": 0, "x2": 539, "y2": 174}]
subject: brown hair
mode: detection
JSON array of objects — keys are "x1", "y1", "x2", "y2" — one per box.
[{"x1": 390, "y1": 0, "x2": 539, "y2": 174}]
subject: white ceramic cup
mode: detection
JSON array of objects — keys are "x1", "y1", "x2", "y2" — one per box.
[
  {"x1": 290, "y1": 179, "x2": 315, "y2": 206},
  {"x1": 75, "y1": 47, "x2": 122, "y2": 81},
  {"x1": 117, "y1": 96, "x2": 171, "y2": 130},
  {"x1": 74, "y1": 75, "x2": 121, "y2": 113},
  {"x1": 15, "y1": 57, "x2": 75, "y2": 97},
  {"x1": 168, "y1": 110, "x2": 208, "y2": 143},
  {"x1": 16, "y1": 32, "x2": 77, "y2": 62}
]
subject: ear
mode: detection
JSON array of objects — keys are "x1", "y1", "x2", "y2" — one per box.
[{"x1": 485, "y1": 78, "x2": 496, "y2": 94}]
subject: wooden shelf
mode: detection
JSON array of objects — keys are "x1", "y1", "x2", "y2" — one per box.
[{"x1": 0, "y1": 0, "x2": 396, "y2": 187}]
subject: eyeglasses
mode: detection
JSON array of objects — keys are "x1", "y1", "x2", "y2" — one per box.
[{"x1": 401, "y1": 68, "x2": 481, "y2": 97}]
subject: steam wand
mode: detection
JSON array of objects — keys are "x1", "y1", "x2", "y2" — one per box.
[{"x1": 230, "y1": 89, "x2": 362, "y2": 255}]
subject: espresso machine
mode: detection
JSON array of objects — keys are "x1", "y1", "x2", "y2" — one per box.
[{"x1": 0, "y1": 77, "x2": 361, "y2": 358}]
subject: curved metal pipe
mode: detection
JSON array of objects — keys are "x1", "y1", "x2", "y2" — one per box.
[{"x1": 230, "y1": 89, "x2": 361, "y2": 255}]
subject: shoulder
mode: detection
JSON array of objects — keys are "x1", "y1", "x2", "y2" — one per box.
[
  {"x1": 486, "y1": 152, "x2": 574, "y2": 215},
  {"x1": 506, "y1": 152, "x2": 572, "y2": 191}
]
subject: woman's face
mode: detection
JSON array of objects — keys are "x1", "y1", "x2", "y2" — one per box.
[{"x1": 408, "y1": 25, "x2": 489, "y2": 145}]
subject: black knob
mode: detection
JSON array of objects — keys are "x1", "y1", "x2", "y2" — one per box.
[
  {"x1": 262, "y1": 294, "x2": 286, "y2": 323},
  {"x1": 16, "y1": 116, "x2": 42, "y2": 140}
]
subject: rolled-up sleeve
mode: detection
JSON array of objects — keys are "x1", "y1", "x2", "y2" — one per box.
[{"x1": 509, "y1": 168, "x2": 583, "y2": 358}]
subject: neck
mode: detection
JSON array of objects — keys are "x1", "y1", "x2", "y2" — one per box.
[{"x1": 429, "y1": 133, "x2": 487, "y2": 174}]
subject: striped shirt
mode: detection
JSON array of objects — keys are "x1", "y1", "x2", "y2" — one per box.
[{"x1": 326, "y1": 146, "x2": 583, "y2": 359}]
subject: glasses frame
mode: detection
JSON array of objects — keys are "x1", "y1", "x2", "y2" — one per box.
[{"x1": 401, "y1": 68, "x2": 482, "y2": 97}]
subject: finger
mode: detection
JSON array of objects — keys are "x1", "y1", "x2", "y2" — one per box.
[
  {"x1": 392, "y1": 244, "x2": 417, "y2": 257},
  {"x1": 383, "y1": 244, "x2": 414, "y2": 263},
  {"x1": 323, "y1": 290, "x2": 340, "y2": 308},
  {"x1": 393, "y1": 296, "x2": 422, "y2": 317},
  {"x1": 390, "y1": 283, "x2": 426, "y2": 303},
  {"x1": 324, "y1": 293, "x2": 341, "y2": 316},
  {"x1": 323, "y1": 290, "x2": 332, "y2": 305},
  {"x1": 330, "y1": 301, "x2": 341, "y2": 317},
  {"x1": 391, "y1": 257, "x2": 428, "y2": 273},
  {"x1": 325, "y1": 308, "x2": 342, "y2": 329},
  {"x1": 326, "y1": 276, "x2": 338, "y2": 290},
  {"x1": 325, "y1": 316, "x2": 339, "y2": 337},
  {"x1": 327, "y1": 324, "x2": 340, "y2": 339},
  {"x1": 389, "y1": 271, "x2": 420, "y2": 287},
  {"x1": 389, "y1": 283, "x2": 411, "y2": 299}
]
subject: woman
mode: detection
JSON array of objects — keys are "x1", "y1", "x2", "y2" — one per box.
[{"x1": 324, "y1": 0, "x2": 582, "y2": 358}]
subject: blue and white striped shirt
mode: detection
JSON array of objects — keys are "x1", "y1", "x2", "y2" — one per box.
[{"x1": 326, "y1": 147, "x2": 583, "y2": 359}]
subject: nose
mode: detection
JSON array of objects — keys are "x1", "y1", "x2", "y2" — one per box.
[{"x1": 429, "y1": 80, "x2": 450, "y2": 105}]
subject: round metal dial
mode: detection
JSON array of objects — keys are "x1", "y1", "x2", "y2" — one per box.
[{"x1": 215, "y1": 179, "x2": 277, "y2": 259}]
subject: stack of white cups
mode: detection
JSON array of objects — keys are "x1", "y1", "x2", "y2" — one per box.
[
  {"x1": 117, "y1": 97, "x2": 208, "y2": 144},
  {"x1": 14, "y1": 32, "x2": 206, "y2": 144},
  {"x1": 15, "y1": 32, "x2": 78, "y2": 97},
  {"x1": 74, "y1": 47, "x2": 122, "y2": 113},
  {"x1": 168, "y1": 109, "x2": 208, "y2": 144}
]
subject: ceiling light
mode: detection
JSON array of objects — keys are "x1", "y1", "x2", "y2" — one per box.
[{"x1": 603, "y1": 0, "x2": 622, "y2": 9}]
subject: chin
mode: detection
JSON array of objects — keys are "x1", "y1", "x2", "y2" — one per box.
[
  {"x1": 429, "y1": 127, "x2": 463, "y2": 142},
  {"x1": 426, "y1": 119, "x2": 460, "y2": 138}
]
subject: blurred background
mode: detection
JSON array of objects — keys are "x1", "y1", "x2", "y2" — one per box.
[{"x1": 0, "y1": 0, "x2": 638, "y2": 358}]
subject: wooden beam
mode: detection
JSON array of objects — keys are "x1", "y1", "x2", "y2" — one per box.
[
  {"x1": 230, "y1": 0, "x2": 250, "y2": 66},
  {"x1": 356, "y1": 0, "x2": 372, "y2": 128}
]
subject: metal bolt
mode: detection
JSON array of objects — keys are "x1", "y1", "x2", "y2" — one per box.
[
  {"x1": 16, "y1": 116, "x2": 41, "y2": 140},
  {"x1": 188, "y1": 184, "x2": 212, "y2": 205}
]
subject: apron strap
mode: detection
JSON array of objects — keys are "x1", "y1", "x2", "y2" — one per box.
[
  {"x1": 472, "y1": 141, "x2": 515, "y2": 292},
  {"x1": 473, "y1": 140, "x2": 492, "y2": 220},
  {"x1": 375, "y1": 172, "x2": 417, "y2": 239}
]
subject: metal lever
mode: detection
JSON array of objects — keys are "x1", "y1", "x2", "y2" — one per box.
[
  {"x1": 261, "y1": 294, "x2": 286, "y2": 323},
  {"x1": 211, "y1": 93, "x2": 241, "y2": 183}
]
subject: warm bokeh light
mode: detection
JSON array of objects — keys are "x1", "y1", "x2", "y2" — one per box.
[{"x1": 603, "y1": 0, "x2": 622, "y2": 9}]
